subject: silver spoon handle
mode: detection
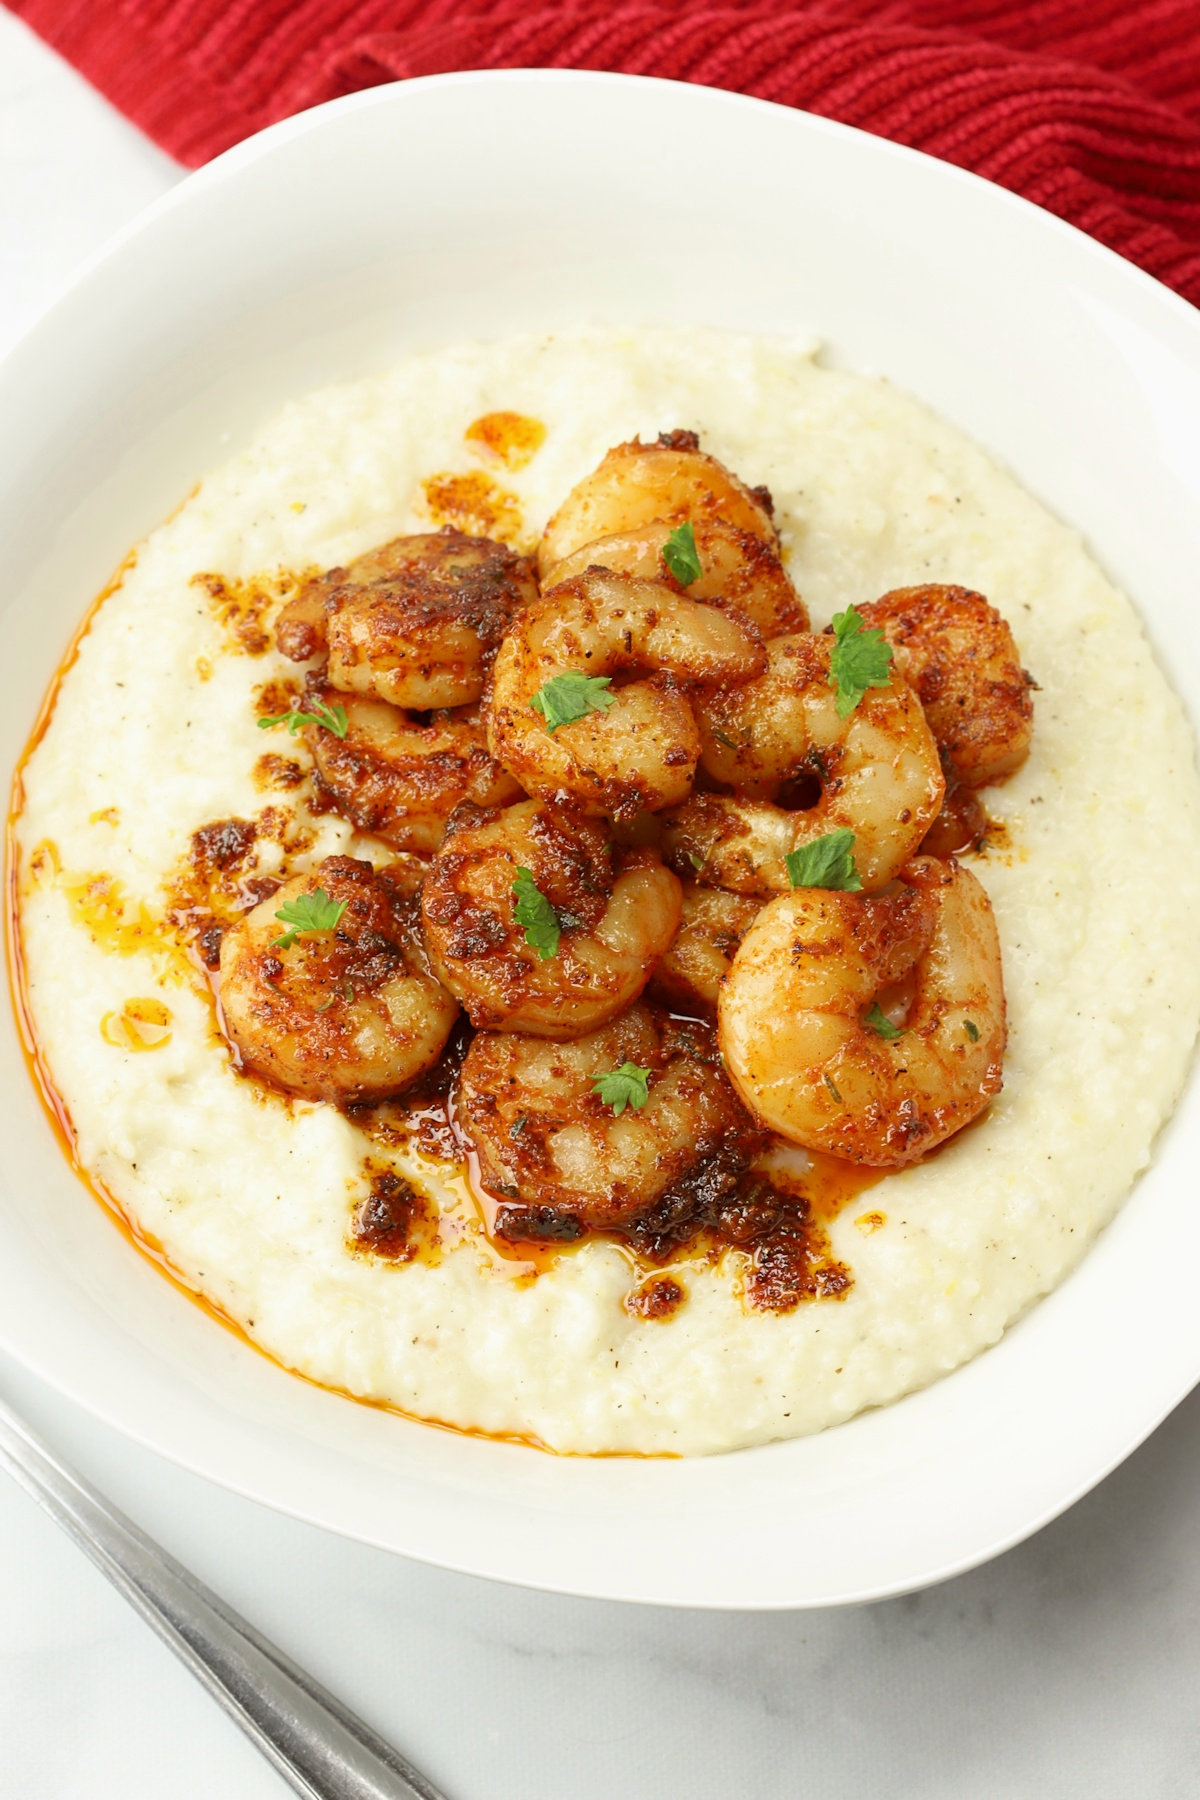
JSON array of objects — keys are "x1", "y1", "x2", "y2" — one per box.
[{"x1": 0, "y1": 1390, "x2": 450, "y2": 1800}]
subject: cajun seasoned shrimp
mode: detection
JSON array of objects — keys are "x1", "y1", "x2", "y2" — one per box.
[
  {"x1": 649, "y1": 881, "x2": 762, "y2": 1012},
  {"x1": 718, "y1": 856, "x2": 1005, "y2": 1165},
  {"x1": 486, "y1": 568, "x2": 766, "y2": 819},
  {"x1": 275, "y1": 530, "x2": 537, "y2": 709},
  {"x1": 304, "y1": 685, "x2": 520, "y2": 854},
  {"x1": 544, "y1": 518, "x2": 808, "y2": 639},
  {"x1": 421, "y1": 798, "x2": 681, "y2": 1036},
  {"x1": 457, "y1": 1003, "x2": 758, "y2": 1234},
  {"x1": 663, "y1": 634, "x2": 944, "y2": 891},
  {"x1": 219, "y1": 855, "x2": 458, "y2": 1104},
  {"x1": 538, "y1": 430, "x2": 778, "y2": 578},
  {"x1": 856, "y1": 585, "x2": 1035, "y2": 788}
]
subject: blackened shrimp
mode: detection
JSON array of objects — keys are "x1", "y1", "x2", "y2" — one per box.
[
  {"x1": 305, "y1": 687, "x2": 520, "y2": 854},
  {"x1": 649, "y1": 881, "x2": 762, "y2": 1012},
  {"x1": 663, "y1": 634, "x2": 944, "y2": 891},
  {"x1": 486, "y1": 568, "x2": 766, "y2": 819},
  {"x1": 275, "y1": 530, "x2": 537, "y2": 709},
  {"x1": 421, "y1": 799, "x2": 681, "y2": 1036},
  {"x1": 855, "y1": 585, "x2": 1035, "y2": 789},
  {"x1": 719, "y1": 857, "x2": 1005, "y2": 1165},
  {"x1": 457, "y1": 1004, "x2": 757, "y2": 1234},
  {"x1": 219, "y1": 855, "x2": 458, "y2": 1104},
  {"x1": 543, "y1": 518, "x2": 808, "y2": 639},
  {"x1": 538, "y1": 430, "x2": 778, "y2": 578}
]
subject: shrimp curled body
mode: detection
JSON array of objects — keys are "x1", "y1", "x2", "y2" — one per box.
[
  {"x1": 649, "y1": 881, "x2": 762, "y2": 1012},
  {"x1": 718, "y1": 857, "x2": 1005, "y2": 1165},
  {"x1": 544, "y1": 519, "x2": 807, "y2": 640},
  {"x1": 305, "y1": 687, "x2": 520, "y2": 853},
  {"x1": 664, "y1": 633, "x2": 944, "y2": 892},
  {"x1": 458, "y1": 1004, "x2": 755, "y2": 1234},
  {"x1": 486, "y1": 569, "x2": 766, "y2": 819},
  {"x1": 275, "y1": 530, "x2": 538, "y2": 709},
  {"x1": 219, "y1": 856, "x2": 458, "y2": 1104},
  {"x1": 421, "y1": 799, "x2": 681, "y2": 1036},
  {"x1": 856, "y1": 585, "x2": 1035, "y2": 789},
  {"x1": 538, "y1": 431, "x2": 778, "y2": 579}
]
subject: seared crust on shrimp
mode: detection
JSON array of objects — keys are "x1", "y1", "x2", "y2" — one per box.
[
  {"x1": 856, "y1": 585, "x2": 1034, "y2": 788},
  {"x1": 539, "y1": 430, "x2": 778, "y2": 578},
  {"x1": 422, "y1": 798, "x2": 681, "y2": 1036},
  {"x1": 544, "y1": 519, "x2": 808, "y2": 639},
  {"x1": 275, "y1": 530, "x2": 537, "y2": 709},
  {"x1": 458, "y1": 1004, "x2": 758, "y2": 1234},
  {"x1": 649, "y1": 882, "x2": 762, "y2": 1012},
  {"x1": 663, "y1": 634, "x2": 944, "y2": 891},
  {"x1": 305, "y1": 686, "x2": 520, "y2": 853},
  {"x1": 486, "y1": 568, "x2": 766, "y2": 819},
  {"x1": 719, "y1": 857, "x2": 1005, "y2": 1165},
  {"x1": 219, "y1": 855, "x2": 458, "y2": 1104}
]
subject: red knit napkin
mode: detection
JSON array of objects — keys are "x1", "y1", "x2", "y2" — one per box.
[{"x1": 12, "y1": 0, "x2": 1200, "y2": 306}]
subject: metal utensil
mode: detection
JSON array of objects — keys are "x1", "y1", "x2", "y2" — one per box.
[{"x1": 0, "y1": 1389, "x2": 451, "y2": 1800}]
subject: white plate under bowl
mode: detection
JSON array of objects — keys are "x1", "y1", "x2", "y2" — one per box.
[{"x1": 2, "y1": 70, "x2": 1199, "y2": 1610}]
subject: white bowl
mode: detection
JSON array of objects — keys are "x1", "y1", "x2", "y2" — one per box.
[{"x1": 3, "y1": 70, "x2": 1200, "y2": 1609}]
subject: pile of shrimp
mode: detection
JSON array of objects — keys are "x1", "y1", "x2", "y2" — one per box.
[{"x1": 218, "y1": 429, "x2": 1034, "y2": 1245}]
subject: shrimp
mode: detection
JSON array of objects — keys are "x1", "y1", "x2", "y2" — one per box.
[
  {"x1": 662, "y1": 634, "x2": 944, "y2": 891},
  {"x1": 649, "y1": 881, "x2": 762, "y2": 1012},
  {"x1": 486, "y1": 568, "x2": 766, "y2": 819},
  {"x1": 421, "y1": 798, "x2": 681, "y2": 1036},
  {"x1": 718, "y1": 856, "x2": 1005, "y2": 1165},
  {"x1": 544, "y1": 518, "x2": 808, "y2": 639},
  {"x1": 219, "y1": 855, "x2": 458, "y2": 1105},
  {"x1": 304, "y1": 685, "x2": 521, "y2": 854},
  {"x1": 538, "y1": 430, "x2": 778, "y2": 578},
  {"x1": 457, "y1": 1003, "x2": 759, "y2": 1234},
  {"x1": 855, "y1": 585, "x2": 1035, "y2": 789},
  {"x1": 275, "y1": 530, "x2": 537, "y2": 709}
]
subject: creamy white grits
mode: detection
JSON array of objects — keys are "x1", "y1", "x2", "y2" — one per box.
[{"x1": 13, "y1": 326, "x2": 1200, "y2": 1455}]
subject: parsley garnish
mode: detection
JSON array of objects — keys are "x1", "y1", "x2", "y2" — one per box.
[
  {"x1": 592, "y1": 1063, "x2": 651, "y2": 1115},
  {"x1": 863, "y1": 1002, "x2": 903, "y2": 1040},
  {"x1": 785, "y1": 829, "x2": 862, "y2": 892},
  {"x1": 963, "y1": 1019, "x2": 980, "y2": 1042},
  {"x1": 512, "y1": 867, "x2": 561, "y2": 960},
  {"x1": 258, "y1": 697, "x2": 349, "y2": 739},
  {"x1": 272, "y1": 887, "x2": 347, "y2": 949},
  {"x1": 529, "y1": 672, "x2": 617, "y2": 733},
  {"x1": 662, "y1": 522, "x2": 702, "y2": 587},
  {"x1": 828, "y1": 606, "x2": 893, "y2": 719},
  {"x1": 824, "y1": 1073, "x2": 843, "y2": 1104}
]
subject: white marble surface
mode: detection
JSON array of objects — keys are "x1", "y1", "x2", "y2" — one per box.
[{"x1": 3, "y1": 9, "x2": 1200, "y2": 1794}]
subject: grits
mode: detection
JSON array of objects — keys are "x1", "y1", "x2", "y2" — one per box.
[{"x1": 12, "y1": 327, "x2": 1200, "y2": 1456}]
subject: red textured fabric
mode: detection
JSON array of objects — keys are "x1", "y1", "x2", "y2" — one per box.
[{"x1": 12, "y1": 0, "x2": 1200, "y2": 306}]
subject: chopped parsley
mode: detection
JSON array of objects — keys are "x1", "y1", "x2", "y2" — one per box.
[
  {"x1": 964, "y1": 1019, "x2": 980, "y2": 1043},
  {"x1": 511, "y1": 866, "x2": 561, "y2": 960},
  {"x1": 592, "y1": 1063, "x2": 651, "y2": 1116},
  {"x1": 828, "y1": 605, "x2": 893, "y2": 719},
  {"x1": 823, "y1": 1073, "x2": 843, "y2": 1105},
  {"x1": 529, "y1": 672, "x2": 616, "y2": 733},
  {"x1": 785, "y1": 829, "x2": 862, "y2": 892},
  {"x1": 257, "y1": 696, "x2": 349, "y2": 739},
  {"x1": 662, "y1": 521, "x2": 702, "y2": 587},
  {"x1": 272, "y1": 887, "x2": 347, "y2": 949},
  {"x1": 863, "y1": 1002, "x2": 903, "y2": 1041}
]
